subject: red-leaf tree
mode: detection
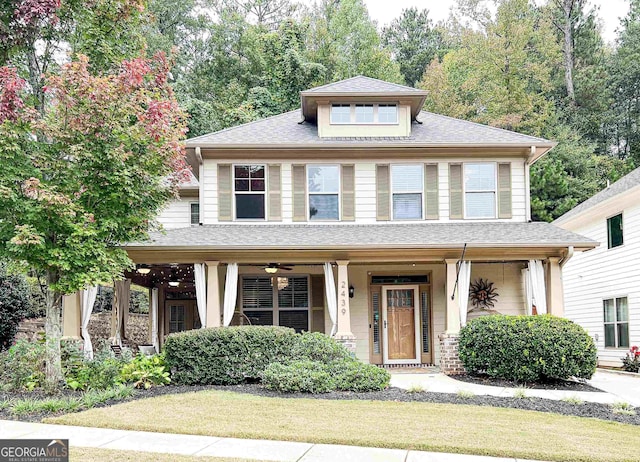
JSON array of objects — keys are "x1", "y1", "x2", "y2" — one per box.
[{"x1": 0, "y1": 53, "x2": 188, "y2": 387}]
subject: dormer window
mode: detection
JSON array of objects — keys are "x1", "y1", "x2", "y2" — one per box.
[
  {"x1": 330, "y1": 103, "x2": 398, "y2": 125},
  {"x1": 330, "y1": 104, "x2": 351, "y2": 124},
  {"x1": 355, "y1": 104, "x2": 374, "y2": 123}
]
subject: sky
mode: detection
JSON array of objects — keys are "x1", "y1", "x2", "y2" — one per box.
[{"x1": 361, "y1": 0, "x2": 630, "y2": 44}]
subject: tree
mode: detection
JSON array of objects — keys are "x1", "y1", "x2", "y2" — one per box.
[
  {"x1": 0, "y1": 54, "x2": 187, "y2": 387},
  {"x1": 0, "y1": 261, "x2": 31, "y2": 350},
  {"x1": 382, "y1": 7, "x2": 445, "y2": 87}
]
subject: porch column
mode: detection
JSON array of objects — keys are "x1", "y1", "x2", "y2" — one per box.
[
  {"x1": 335, "y1": 260, "x2": 356, "y2": 353},
  {"x1": 62, "y1": 292, "x2": 81, "y2": 338},
  {"x1": 440, "y1": 259, "x2": 465, "y2": 375},
  {"x1": 546, "y1": 257, "x2": 564, "y2": 317},
  {"x1": 205, "y1": 261, "x2": 221, "y2": 327},
  {"x1": 445, "y1": 259, "x2": 461, "y2": 333}
]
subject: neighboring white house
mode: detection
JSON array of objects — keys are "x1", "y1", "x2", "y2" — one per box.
[{"x1": 554, "y1": 168, "x2": 640, "y2": 367}]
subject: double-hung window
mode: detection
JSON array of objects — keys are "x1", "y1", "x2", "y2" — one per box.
[
  {"x1": 464, "y1": 163, "x2": 496, "y2": 218},
  {"x1": 308, "y1": 165, "x2": 340, "y2": 220},
  {"x1": 190, "y1": 202, "x2": 200, "y2": 225},
  {"x1": 330, "y1": 104, "x2": 350, "y2": 124},
  {"x1": 391, "y1": 164, "x2": 423, "y2": 220},
  {"x1": 607, "y1": 213, "x2": 623, "y2": 248},
  {"x1": 234, "y1": 165, "x2": 265, "y2": 219},
  {"x1": 603, "y1": 297, "x2": 629, "y2": 348},
  {"x1": 241, "y1": 276, "x2": 310, "y2": 333}
]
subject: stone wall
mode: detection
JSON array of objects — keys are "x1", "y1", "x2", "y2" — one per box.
[
  {"x1": 439, "y1": 333, "x2": 465, "y2": 375},
  {"x1": 16, "y1": 311, "x2": 150, "y2": 351}
]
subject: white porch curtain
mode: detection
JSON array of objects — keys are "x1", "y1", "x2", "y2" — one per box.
[
  {"x1": 222, "y1": 263, "x2": 238, "y2": 327},
  {"x1": 112, "y1": 279, "x2": 131, "y2": 346},
  {"x1": 150, "y1": 288, "x2": 159, "y2": 352},
  {"x1": 458, "y1": 261, "x2": 472, "y2": 327},
  {"x1": 194, "y1": 263, "x2": 207, "y2": 328},
  {"x1": 528, "y1": 260, "x2": 547, "y2": 315},
  {"x1": 80, "y1": 286, "x2": 98, "y2": 359},
  {"x1": 323, "y1": 263, "x2": 338, "y2": 336},
  {"x1": 522, "y1": 268, "x2": 533, "y2": 316}
]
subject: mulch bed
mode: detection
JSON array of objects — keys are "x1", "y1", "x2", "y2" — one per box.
[
  {"x1": 1, "y1": 381, "x2": 638, "y2": 427},
  {"x1": 452, "y1": 373, "x2": 602, "y2": 392}
]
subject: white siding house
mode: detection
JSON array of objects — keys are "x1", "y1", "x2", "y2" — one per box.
[{"x1": 555, "y1": 168, "x2": 640, "y2": 367}]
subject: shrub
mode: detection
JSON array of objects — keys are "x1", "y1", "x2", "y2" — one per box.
[
  {"x1": 287, "y1": 332, "x2": 352, "y2": 362},
  {"x1": 459, "y1": 315, "x2": 597, "y2": 382},
  {"x1": 262, "y1": 361, "x2": 336, "y2": 393},
  {"x1": 622, "y1": 346, "x2": 640, "y2": 373},
  {"x1": 0, "y1": 340, "x2": 46, "y2": 391},
  {"x1": 329, "y1": 360, "x2": 390, "y2": 392},
  {"x1": 0, "y1": 263, "x2": 31, "y2": 350},
  {"x1": 63, "y1": 341, "x2": 126, "y2": 391},
  {"x1": 164, "y1": 326, "x2": 299, "y2": 385},
  {"x1": 119, "y1": 353, "x2": 170, "y2": 389}
]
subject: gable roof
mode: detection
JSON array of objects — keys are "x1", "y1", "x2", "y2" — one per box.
[
  {"x1": 554, "y1": 167, "x2": 640, "y2": 225},
  {"x1": 186, "y1": 110, "x2": 552, "y2": 148},
  {"x1": 301, "y1": 76, "x2": 425, "y2": 94}
]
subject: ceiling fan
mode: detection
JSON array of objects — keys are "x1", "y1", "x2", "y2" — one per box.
[{"x1": 263, "y1": 263, "x2": 293, "y2": 273}]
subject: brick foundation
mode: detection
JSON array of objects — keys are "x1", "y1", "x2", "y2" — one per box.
[{"x1": 439, "y1": 333, "x2": 465, "y2": 375}]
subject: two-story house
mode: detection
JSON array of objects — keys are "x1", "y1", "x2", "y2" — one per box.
[
  {"x1": 61, "y1": 76, "x2": 595, "y2": 373},
  {"x1": 554, "y1": 167, "x2": 640, "y2": 367}
]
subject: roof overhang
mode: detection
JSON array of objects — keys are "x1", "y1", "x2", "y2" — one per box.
[{"x1": 300, "y1": 91, "x2": 429, "y2": 122}]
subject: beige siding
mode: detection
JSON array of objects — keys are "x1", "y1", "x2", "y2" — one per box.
[
  {"x1": 466, "y1": 263, "x2": 526, "y2": 320},
  {"x1": 157, "y1": 199, "x2": 192, "y2": 229},
  {"x1": 201, "y1": 158, "x2": 528, "y2": 224},
  {"x1": 562, "y1": 202, "x2": 640, "y2": 366}
]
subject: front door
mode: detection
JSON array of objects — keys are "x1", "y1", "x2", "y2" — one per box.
[{"x1": 382, "y1": 285, "x2": 420, "y2": 364}]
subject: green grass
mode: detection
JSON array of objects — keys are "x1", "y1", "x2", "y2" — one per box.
[
  {"x1": 70, "y1": 447, "x2": 260, "y2": 462},
  {"x1": 45, "y1": 389, "x2": 640, "y2": 462},
  {"x1": 562, "y1": 395, "x2": 585, "y2": 405},
  {"x1": 456, "y1": 389, "x2": 475, "y2": 398},
  {"x1": 612, "y1": 402, "x2": 637, "y2": 416}
]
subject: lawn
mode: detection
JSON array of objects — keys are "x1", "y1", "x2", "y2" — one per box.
[
  {"x1": 70, "y1": 447, "x2": 258, "y2": 462},
  {"x1": 47, "y1": 390, "x2": 640, "y2": 462}
]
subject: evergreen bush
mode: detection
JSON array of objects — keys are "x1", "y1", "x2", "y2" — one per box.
[{"x1": 459, "y1": 314, "x2": 597, "y2": 382}]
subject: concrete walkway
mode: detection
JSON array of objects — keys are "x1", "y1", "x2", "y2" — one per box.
[
  {"x1": 390, "y1": 369, "x2": 640, "y2": 405},
  {"x1": 0, "y1": 419, "x2": 546, "y2": 462}
]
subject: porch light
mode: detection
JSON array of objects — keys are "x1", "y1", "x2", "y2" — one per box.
[
  {"x1": 168, "y1": 280, "x2": 180, "y2": 287},
  {"x1": 137, "y1": 265, "x2": 151, "y2": 275},
  {"x1": 264, "y1": 266, "x2": 278, "y2": 274},
  {"x1": 349, "y1": 285, "x2": 355, "y2": 298}
]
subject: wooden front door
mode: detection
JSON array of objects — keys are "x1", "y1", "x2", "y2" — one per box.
[{"x1": 382, "y1": 285, "x2": 420, "y2": 364}]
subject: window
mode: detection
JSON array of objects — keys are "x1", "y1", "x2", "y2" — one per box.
[
  {"x1": 242, "y1": 276, "x2": 310, "y2": 333},
  {"x1": 464, "y1": 163, "x2": 496, "y2": 218},
  {"x1": 391, "y1": 164, "x2": 423, "y2": 220},
  {"x1": 378, "y1": 104, "x2": 398, "y2": 123},
  {"x1": 604, "y1": 297, "x2": 629, "y2": 348},
  {"x1": 190, "y1": 202, "x2": 200, "y2": 225},
  {"x1": 234, "y1": 165, "x2": 265, "y2": 219},
  {"x1": 169, "y1": 305, "x2": 185, "y2": 333},
  {"x1": 308, "y1": 165, "x2": 340, "y2": 220},
  {"x1": 355, "y1": 104, "x2": 374, "y2": 123},
  {"x1": 330, "y1": 104, "x2": 350, "y2": 124},
  {"x1": 607, "y1": 213, "x2": 623, "y2": 248}
]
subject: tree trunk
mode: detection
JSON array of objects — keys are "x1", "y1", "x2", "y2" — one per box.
[
  {"x1": 561, "y1": 1, "x2": 576, "y2": 103},
  {"x1": 44, "y1": 270, "x2": 63, "y2": 390}
]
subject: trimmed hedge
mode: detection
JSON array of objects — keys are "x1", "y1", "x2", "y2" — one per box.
[
  {"x1": 262, "y1": 359, "x2": 390, "y2": 393},
  {"x1": 164, "y1": 326, "x2": 298, "y2": 385},
  {"x1": 459, "y1": 315, "x2": 597, "y2": 382}
]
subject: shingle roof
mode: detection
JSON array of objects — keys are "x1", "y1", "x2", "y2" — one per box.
[
  {"x1": 554, "y1": 167, "x2": 640, "y2": 224},
  {"x1": 127, "y1": 222, "x2": 595, "y2": 249},
  {"x1": 186, "y1": 110, "x2": 550, "y2": 147},
  {"x1": 302, "y1": 76, "x2": 425, "y2": 94}
]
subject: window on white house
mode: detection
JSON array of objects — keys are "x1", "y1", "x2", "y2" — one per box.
[
  {"x1": 308, "y1": 165, "x2": 340, "y2": 220},
  {"x1": 241, "y1": 276, "x2": 310, "y2": 333},
  {"x1": 464, "y1": 163, "x2": 496, "y2": 218},
  {"x1": 190, "y1": 202, "x2": 200, "y2": 225},
  {"x1": 604, "y1": 297, "x2": 629, "y2": 348},
  {"x1": 234, "y1": 165, "x2": 265, "y2": 219},
  {"x1": 378, "y1": 104, "x2": 398, "y2": 123},
  {"x1": 330, "y1": 104, "x2": 351, "y2": 124},
  {"x1": 391, "y1": 164, "x2": 423, "y2": 220},
  {"x1": 169, "y1": 305, "x2": 186, "y2": 333},
  {"x1": 607, "y1": 213, "x2": 623, "y2": 248},
  {"x1": 355, "y1": 104, "x2": 374, "y2": 123}
]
